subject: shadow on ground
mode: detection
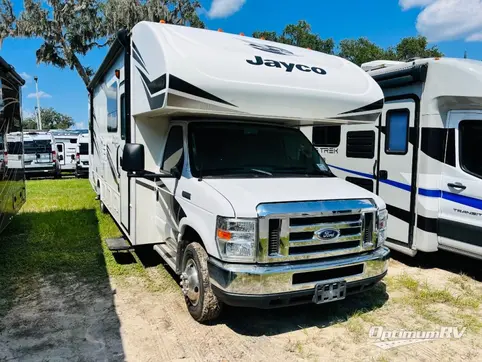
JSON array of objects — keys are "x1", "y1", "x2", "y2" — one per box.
[
  {"x1": 391, "y1": 249, "x2": 482, "y2": 282},
  {"x1": 0, "y1": 209, "x2": 124, "y2": 361}
]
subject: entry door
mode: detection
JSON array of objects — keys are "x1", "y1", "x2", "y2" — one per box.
[
  {"x1": 156, "y1": 125, "x2": 184, "y2": 245},
  {"x1": 119, "y1": 85, "x2": 130, "y2": 232},
  {"x1": 439, "y1": 111, "x2": 482, "y2": 255},
  {"x1": 57, "y1": 143, "x2": 65, "y2": 165},
  {"x1": 378, "y1": 99, "x2": 416, "y2": 245}
]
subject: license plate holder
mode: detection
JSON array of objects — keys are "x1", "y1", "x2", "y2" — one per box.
[{"x1": 312, "y1": 281, "x2": 347, "y2": 304}]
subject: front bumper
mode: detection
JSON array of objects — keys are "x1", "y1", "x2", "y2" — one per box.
[{"x1": 208, "y1": 246, "x2": 390, "y2": 307}]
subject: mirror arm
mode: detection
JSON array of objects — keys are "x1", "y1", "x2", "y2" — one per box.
[{"x1": 126, "y1": 170, "x2": 176, "y2": 180}]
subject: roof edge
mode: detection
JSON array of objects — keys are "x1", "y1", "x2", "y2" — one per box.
[{"x1": 0, "y1": 56, "x2": 25, "y2": 86}]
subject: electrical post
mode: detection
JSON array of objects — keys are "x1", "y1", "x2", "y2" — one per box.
[{"x1": 34, "y1": 76, "x2": 42, "y2": 130}]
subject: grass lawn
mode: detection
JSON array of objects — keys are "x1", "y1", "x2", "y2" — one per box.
[{"x1": 0, "y1": 178, "x2": 175, "y2": 318}]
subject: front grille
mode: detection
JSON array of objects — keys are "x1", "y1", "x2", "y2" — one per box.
[
  {"x1": 268, "y1": 219, "x2": 281, "y2": 255},
  {"x1": 258, "y1": 200, "x2": 377, "y2": 262}
]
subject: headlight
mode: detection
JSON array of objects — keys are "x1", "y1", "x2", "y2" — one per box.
[
  {"x1": 216, "y1": 217, "x2": 257, "y2": 262},
  {"x1": 377, "y1": 208, "x2": 388, "y2": 247}
]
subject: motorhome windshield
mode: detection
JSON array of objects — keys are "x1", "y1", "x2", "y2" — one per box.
[
  {"x1": 24, "y1": 140, "x2": 51, "y2": 154},
  {"x1": 188, "y1": 122, "x2": 334, "y2": 178}
]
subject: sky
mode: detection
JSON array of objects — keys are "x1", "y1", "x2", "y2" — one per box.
[{"x1": 1, "y1": 0, "x2": 482, "y2": 129}]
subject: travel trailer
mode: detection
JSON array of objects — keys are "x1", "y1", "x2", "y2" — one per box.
[
  {"x1": 303, "y1": 58, "x2": 482, "y2": 260},
  {"x1": 0, "y1": 57, "x2": 26, "y2": 234},
  {"x1": 75, "y1": 132, "x2": 89, "y2": 177},
  {"x1": 22, "y1": 131, "x2": 60, "y2": 178},
  {"x1": 52, "y1": 130, "x2": 82, "y2": 174},
  {"x1": 89, "y1": 22, "x2": 390, "y2": 322}
]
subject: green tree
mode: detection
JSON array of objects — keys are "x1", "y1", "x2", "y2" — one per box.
[
  {"x1": 338, "y1": 38, "x2": 389, "y2": 66},
  {"x1": 253, "y1": 20, "x2": 335, "y2": 54},
  {"x1": 394, "y1": 36, "x2": 443, "y2": 61},
  {"x1": 0, "y1": 0, "x2": 204, "y2": 87},
  {"x1": 22, "y1": 108, "x2": 75, "y2": 130}
]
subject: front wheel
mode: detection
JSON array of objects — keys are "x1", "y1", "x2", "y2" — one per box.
[{"x1": 181, "y1": 242, "x2": 222, "y2": 323}]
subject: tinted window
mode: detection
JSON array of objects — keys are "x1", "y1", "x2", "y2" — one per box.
[
  {"x1": 24, "y1": 140, "x2": 51, "y2": 154},
  {"x1": 8, "y1": 141, "x2": 23, "y2": 155},
  {"x1": 120, "y1": 94, "x2": 126, "y2": 140},
  {"x1": 106, "y1": 83, "x2": 118, "y2": 133},
  {"x1": 346, "y1": 131, "x2": 375, "y2": 159},
  {"x1": 79, "y1": 143, "x2": 88, "y2": 155},
  {"x1": 386, "y1": 109, "x2": 409, "y2": 154},
  {"x1": 312, "y1": 126, "x2": 341, "y2": 147},
  {"x1": 460, "y1": 120, "x2": 482, "y2": 179},
  {"x1": 162, "y1": 126, "x2": 184, "y2": 173}
]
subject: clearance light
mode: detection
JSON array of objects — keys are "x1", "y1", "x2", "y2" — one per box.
[
  {"x1": 115, "y1": 69, "x2": 120, "y2": 79},
  {"x1": 260, "y1": 36, "x2": 266, "y2": 40},
  {"x1": 160, "y1": 20, "x2": 166, "y2": 24},
  {"x1": 218, "y1": 28, "x2": 223, "y2": 32},
  {"x1": 239, "y1": 32, "x2": 245, "y2": 36}
]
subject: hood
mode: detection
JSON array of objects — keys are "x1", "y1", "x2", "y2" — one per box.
[{"x1": 203, "y1": 177, "x2": 385, "y2": 217}]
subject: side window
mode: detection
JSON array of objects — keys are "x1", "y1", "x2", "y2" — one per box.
[
  {"x1": 386, "y1": 109, "x2": 409, "y2": 154},
  {"x1": 459, "y1": 120, "x2": 482, "y2": 179},
  {"x1": 161, "y1": 126, "x2": 184, "y2": 173},
  {"x1": 57, "y1": 144, "x2": 63, "y2": 152},
  {"x1": 120, "y1": 94, "x2": 126, "y2": 140},
  {"x1": 312, "y1": 126, "x2": 341, "y2": 147},
  {"x1": 346, "y1": 130, "x2": 375, "y2": 158},
  {"x1": 106, "y1": 83, "x2": 118, "y2": 133}
]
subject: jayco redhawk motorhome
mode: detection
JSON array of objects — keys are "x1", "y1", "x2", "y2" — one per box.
[
  {"x1": 0, "y1": 57, "x2": 26, "y2": 234},
  {"x1": 88, "y1": 22, "x2": 390, "y2": 322},
  {"x1": 303, "y1": 58, "x2": 482, "y2": 260}
]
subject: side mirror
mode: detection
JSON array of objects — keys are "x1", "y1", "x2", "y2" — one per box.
[
  {"x1": 170, "y1": 167, "x2": 181, "y2": 180},
  {"x1": 122, "y1": 143, "x2": 145, "y2": 172}
]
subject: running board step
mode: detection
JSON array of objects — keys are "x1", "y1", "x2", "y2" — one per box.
[
  {"x1": 154, "y1": 244, "x2": 177, "y2": 271},
  {"x1": 105, "y1": 237, "x2": 132, "y2": 251}
]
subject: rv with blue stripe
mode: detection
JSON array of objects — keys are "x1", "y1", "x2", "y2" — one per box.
[{"x1": 303, "y1": 57, "x2": 482, "y2": 260}]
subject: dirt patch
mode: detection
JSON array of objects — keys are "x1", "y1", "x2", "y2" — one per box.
[{"x1": 1, "y1": 256, "x2": 481, "y2": 362}]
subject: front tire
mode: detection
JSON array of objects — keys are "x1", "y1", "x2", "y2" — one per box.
[
  {"x1": 99, "y1": 199, "x2": 108, "y2": 214},
  {"x1": 181, "y1": 242, "x2": 222, "y2": 323}
]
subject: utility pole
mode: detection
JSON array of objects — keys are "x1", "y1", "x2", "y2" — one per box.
[{"x1": 34, "y1": 76, "x2": 42, "y2": 130}]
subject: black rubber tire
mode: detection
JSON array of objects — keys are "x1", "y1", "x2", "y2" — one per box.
[
  {"x1": 99, "y1": 199, "x2": 108, "y2": 214},
  {"x1": 182, "y1": 242, "x2": 222, "y2": 323}
]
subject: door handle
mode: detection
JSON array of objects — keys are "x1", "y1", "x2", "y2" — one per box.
[
  {"x1": 448, "y1": 182, "x2": 466, "y2": 190},
  {"x1": 379, "y1": 170, "x2": 388, "y2": 180},
  {"x1": 372, "y1": 160, "x2": 378, "y2": 178}
]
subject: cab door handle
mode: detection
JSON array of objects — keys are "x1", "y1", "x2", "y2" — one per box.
[{"x1": 448, "y1": 182, "x2": 466, "y2": 190}]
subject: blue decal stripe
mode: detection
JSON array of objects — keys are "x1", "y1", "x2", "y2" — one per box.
[{"x1": 329, "y1": 164, "x2": 482, "y2": 211}]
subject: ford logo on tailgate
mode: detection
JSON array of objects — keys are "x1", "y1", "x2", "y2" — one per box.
[{"x1": 314, "y1": 228, "x2": 340, "y2": 241}]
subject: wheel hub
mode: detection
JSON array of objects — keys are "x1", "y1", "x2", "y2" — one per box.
[{"x1": 181, "y1": 259, "x2": 200, "y2": 306}]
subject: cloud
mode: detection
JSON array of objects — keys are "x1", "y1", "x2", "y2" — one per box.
[
  {"x1": 27, "y1": 91, "x2": 52, "y2": 99},
  {"x1": 399, "y1": 0, "x2": 482, "y2": 42},
  {"x1": 207, "y1": 0, "x2": 246, "y2": 19},
  {"x1": 399, "y1": 0, "x2": 437, "y2": 10},
  {"x1": 466, "y1": 31, "x2": 482, "y2": 41},
  {"x1": 19, "y1": 72, "x2": 31, "y2": 81},
  {"x1": 74, "y1": 122, "x2": 86, "y2": 130}
]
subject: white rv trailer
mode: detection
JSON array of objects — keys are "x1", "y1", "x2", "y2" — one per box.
[
  {"x1": 22, "y1": 130, "x2": 60, "y2": 178},
  {"x1": 75, "y1": 132, "x2": 89, "y2": 177},
  {"x1": 0, "y1": 57, "x2": 26, "y2": 234},
  {"x1": 88, "y1": 22, "x2": 390, "y2": 322},
  {"x1": 303, "y1": 58, "x2": 482, "y2": 260},
  {"x1": 51, "y1": 130, "x2": 83, "y2": 173}
]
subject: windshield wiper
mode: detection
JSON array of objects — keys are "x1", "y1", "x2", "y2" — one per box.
[{"x1": 250, "y1": 168, "x2": 273, "y2": 176}]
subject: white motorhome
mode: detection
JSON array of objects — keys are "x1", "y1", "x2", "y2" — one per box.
[
  {"x1": 75, "y1": 132, "x2": 89, "y2": 177},
  {"x1": 0, "y1": 56, "x2": 26, "y2": 234},
  {"x1": 303, "y1": 58, "x2": 482, "y2": 260},
  {"x1": 52, "y1": 131, "x2": 79, "y2": 174},
  {"x1": 88, "y1": 22, "x2": 390, "y2": 322},
  {"x1": 22, "y1": 131, "x2": 60, "y2": 178}
]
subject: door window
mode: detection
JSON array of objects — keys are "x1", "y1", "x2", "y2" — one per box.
[
  {"x1": 161, "y1": 126, "x2": 184, "y2": 173},
  {"x1": 459, "y1": 120, "x2": 482, "y2": 179},
  {"x1": 386, "y1": 109, "x2": 409, "y2": 154}
]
